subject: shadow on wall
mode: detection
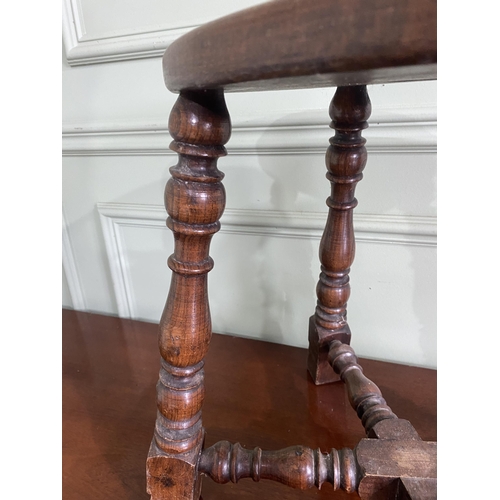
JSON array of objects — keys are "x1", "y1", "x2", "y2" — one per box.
[
  {"x1": 237, "y1": 101, "x2": 436, "y2": 368},
  {"x1": 251, "y1": 118, "x2": 323, "y2": 347}
]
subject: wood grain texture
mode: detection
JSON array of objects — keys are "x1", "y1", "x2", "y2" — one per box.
[
  {"x1": 62, "y1": 310, "x2": 436, "y2": 500},
  {"x1": 355, "y1": 440, "x2": 436, "y2": 499},
  {"x1": 397, "y1": 477, "x2": 437, "y2": 500},
  {"x1": 308, "y1": 85, "x2": 371, "y2": 385},
  {"x1": 199, "y1": 441, "x2": 359, "y2": 493},
  {"x1": 199, "y1": 339, "x2": 436, "y2": 498},
  {"x1": 198, "y1": 438, "x2": 437, "y2": 499},
  {"x1": 146, "y1": 89, "x2": 230, "y2": 500},
  {"x1": 328, "y1": 340, "x2": 398, "y2": 435},
  {"x1": 163, "y1": 0, "x2": 437, "y2": 92}
]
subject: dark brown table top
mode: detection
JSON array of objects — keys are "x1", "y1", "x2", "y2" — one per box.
[{"x1": 62, "y1": 309, "x2": 436, "y2": 499}]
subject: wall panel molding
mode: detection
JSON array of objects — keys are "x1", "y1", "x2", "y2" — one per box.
[
  {"x1": 63, "y1": 0, "x2": 262, "y2": 66},
  {"x1": 98, "y1": 205, "x2": 139, "y2": 317},
  {"x1": 62, "y1": 0, "x2": 197, "y2": 66},
  {"x1": 63, "y1": 108, "x2": 436, "y2": 156},
  {"x1": 62, "y1": 209, "x2": 87, "y2": 310},
  {"x1": 97, "y1": 202, "x2": 437, "y2": 319},
  {"x1": 64, "y1": 24, "x2": 195, "y2": 66}
]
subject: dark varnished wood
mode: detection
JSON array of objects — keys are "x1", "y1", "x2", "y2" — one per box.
[
  {"x1": 355, "y1": 439, "x2": 436, "y2": 499},
  {"x1": 327, "y1": 340, "x2": 437, "y2": 498},
  {"x1": 328, "y1": 340, "x2": 397, "y2": 436},
  {"x1": 156, "y1": 1, "x2": 437, "y2": 496},
  {"x1": 62, "y1": 310, "x2": 436, "y2": 500},
  {"x1": 308, "y1": 85, "x2": 371, "y2": 385},
  {"x1": 199, "y1": 441, "x2": 359, "y2": 493},
  {"x1": 163, "y1": 0, "x2": 436, "y2": 93},
  {"x1": 146, "y1": 89, "x2": 230, "y2": 500},
  {"x1": 198, "y1": 438, "x2": 436, "y2": 499},
  {"x1": 197, "y1": 339, "x2": 436, "y2": 498}
]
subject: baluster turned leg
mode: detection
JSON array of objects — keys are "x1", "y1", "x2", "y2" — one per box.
[
  {"x1": 146, "y1": 89, "x2": 230, "y2": 500},
  {"x1": 308, "y1": 85, "x2": 371, "y2": 385}
]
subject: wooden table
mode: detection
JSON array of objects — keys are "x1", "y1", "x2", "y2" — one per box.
[{"x1": 62, "y1": 310, "x2": 436, "y2": 499}]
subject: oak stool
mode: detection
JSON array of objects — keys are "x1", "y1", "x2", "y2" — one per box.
[{"x1": 145, "y1": 1, "x2": 437, "y2": 499}]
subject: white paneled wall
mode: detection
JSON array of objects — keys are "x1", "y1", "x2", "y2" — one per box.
[{"x1": 62, "y1": 0, "x2": 437, "y2": 368}]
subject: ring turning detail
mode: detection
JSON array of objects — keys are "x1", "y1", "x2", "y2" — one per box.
[{"x1": 147, "y1": 1, "x2": 437, "y2": 498}]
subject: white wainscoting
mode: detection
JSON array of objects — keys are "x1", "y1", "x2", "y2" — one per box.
[
  {"x1": 62, "y1": 106, "x2": 436, "y2": 156},
  {"x1": 62, "y1": 209, "x2": 86, "y2": 310},
  {"x1": 96, "y1": 202, "x2": 436, "y2": 367},
  {"x1": 62, "y1": 0, "x2": 265, "y2": 65}
]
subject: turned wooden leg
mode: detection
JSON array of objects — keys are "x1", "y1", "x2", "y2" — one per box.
[
  {"x1": 308, "y1": 85, "x2": 371, "y2": 385},
  {"x1": 146, "y1": 89, "x2": 230, "y2": 500}
]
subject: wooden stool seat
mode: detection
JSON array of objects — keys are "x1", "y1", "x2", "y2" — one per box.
[
  {"x1": 163, "y1": 0, "x2": 436, "y2": 92},
  {"x1": 147, "y1": 1, "x2": 437, "y2": 499}
]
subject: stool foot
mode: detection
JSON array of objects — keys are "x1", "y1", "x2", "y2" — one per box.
[
  {"x1": 307, "y1": 315, "x2": 349, "y2": 384},
  {"x1": 146, "y1": 441, "x2": 203, "y2": 500}
]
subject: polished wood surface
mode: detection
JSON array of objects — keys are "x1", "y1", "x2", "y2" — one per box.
[
  {"x1": 158, "y1": 1, "x2": 437, "y2": 495},
  {"x1": 328, "y1": 340, "x2": 397, "y2": 436},
  {"x1": 62, "y1": 310, "x2": 436, "y2": 499},
  {"x1": 146, "y1": 89, "x2": 231, "y2": 500},
  {"x1": 199, "y1": 441, "x2": 359, "y2": 493},
  {"x1": 163, "y1": 0, "x2": 437, "y2": 92},
  {"x1": 308, "y1": 85, "x2": 371, "y2": 385}
]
